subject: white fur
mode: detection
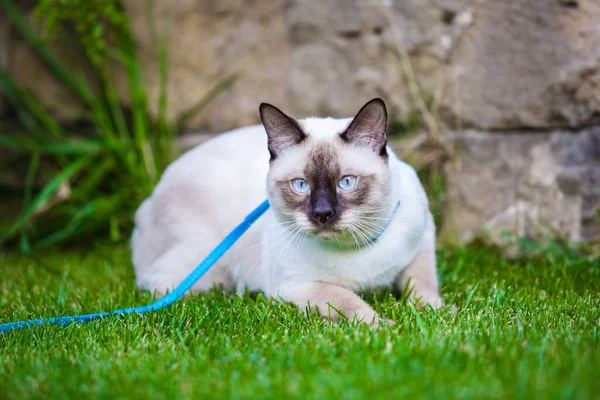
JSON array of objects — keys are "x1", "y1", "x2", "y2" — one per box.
[{"x1": 132, "y1": 117, "x2": 440, "y2": 323}]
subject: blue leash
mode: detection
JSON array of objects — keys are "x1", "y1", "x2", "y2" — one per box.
[{"x1": 0, "y1": 200, "x2": 271, "y2": 334}]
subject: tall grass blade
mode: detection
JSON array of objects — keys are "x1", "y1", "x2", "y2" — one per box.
[
  {"x1": 0, "y1": 0, "x2": 93, "y2": 103},
  {"x1": 0, "y1": 134, "x2": 105, "y2": 155},
  {"x1": 0, "y1": 68, "x2": 49, "y2": 140},
  {"x1": 32, "y1": 201, "x2": 97, "y2": 250},
  {"x1": 0, "y1": 134, "x2": 38, "y2": 152},
  {"x1": 112, "y1": 47, "x2": 155, "y2": 189},
  {"x1": 176, "y1": 72, "x2": 240, "y2": 129},
  {"x1": 156, "y1": 10, "x2": 173, "y2": 171},
  {"x1": 0, "y1": 157, "x2": 91, "y2": 243},
  {"x1": 19, "y1": 151, "x2": 40, "y2": 254}
]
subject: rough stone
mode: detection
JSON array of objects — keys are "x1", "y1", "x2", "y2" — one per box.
[
  {"x1": 120, "y1": 0, "x2": 479, "y2": 130},
  {"x1": 3, "y1": 0, "x2": 600, "y2": 250},
  {"x1": 442, "y1": 128, "x2": 600, "y2": 250},
  {"x1": 284, "y1": 0, "x2": 474, "y2": 122},
  {"x1": 122, "y1": 0, "x2": 292, "y2": 132},
  {"x1": 284, "y1": 0, "x2": 600, "y2": 130},
  {"x1": 441, "y1": 0, "x2": 600, "y2": 130},
  {"x1": 7, "y1": 0, "x2": 600, "y2": 132}
]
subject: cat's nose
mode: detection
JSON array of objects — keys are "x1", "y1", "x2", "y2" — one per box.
[{"x1": 312, "y1": 204, "x2": 335, "y2": 224}]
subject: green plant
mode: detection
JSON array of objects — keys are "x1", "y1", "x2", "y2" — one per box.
[
  {"x1": 0, "y1": 0, "x2": 237, "y2": 252},
  {"x1": 35, "y1": 0, "x2": 129, "y2": 67},
  {"x1": 499, "y1": 233, "x2": 599, "y2": 266}
]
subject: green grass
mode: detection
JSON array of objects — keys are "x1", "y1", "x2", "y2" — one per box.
[{"x1": 0, "y1": 245, "x2": 598, "y2": 399}]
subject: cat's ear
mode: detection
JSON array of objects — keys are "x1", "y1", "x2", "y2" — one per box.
[
  {"x1": 259, "y1": 103, "x2": 306, "y2": 160},
  {"x1": 341, "y1": 98, "x2": 388, "y2": 157}
]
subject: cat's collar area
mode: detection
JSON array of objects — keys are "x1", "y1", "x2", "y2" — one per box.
[{"x1": 319, "y1": 200, "x2": 401, "y2": 250}]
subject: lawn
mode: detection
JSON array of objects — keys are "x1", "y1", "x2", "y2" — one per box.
[{"x1": 0, "y1": 244, "x2": 598, "y2": 399}]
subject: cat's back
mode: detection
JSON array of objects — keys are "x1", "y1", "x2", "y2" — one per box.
[
  {"x1": 155, "y1": 124, "x2": 270, "y2": 207},
  {"x1": 166, "y1": 124, "x2": 269, "y2": 183},
  {"x1": 136, "y1": 124, "x2": 271, "y2": 251}
]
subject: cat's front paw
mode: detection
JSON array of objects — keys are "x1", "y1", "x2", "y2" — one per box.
[
  {"x1": 425, "y1": 296, "x2": 443, "y2": 310},
  {"x1": 410, "y1": 293, "x2": 443, "y2": 310},
  {"x1": 349, "y1": 310, "x2": 394, "y2": 329},
  {"x1": 375, "y1": 318, "x2": 395, "y2": 328},
  {"x1": 411, "y1": 295, "x2": 458, "y2": 313}
]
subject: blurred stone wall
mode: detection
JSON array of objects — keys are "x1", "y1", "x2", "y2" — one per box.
[{"x1": 1, "y1": 0, "x2": 599, "y2": 247}]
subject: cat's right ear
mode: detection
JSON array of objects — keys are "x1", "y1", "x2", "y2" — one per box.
[{"x1": 259, "y1": 103, "x2": 306, "y2": 161}]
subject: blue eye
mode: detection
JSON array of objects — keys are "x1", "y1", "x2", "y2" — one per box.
[
  {"x1": 339, "y1": 175, "x2": 357, "y2": 190},
  {"x1": 292, "y1": 179, "x2": 310, "y2": 193}
]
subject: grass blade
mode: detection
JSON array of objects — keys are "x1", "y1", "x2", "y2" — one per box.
[
  {"x1": 407, "y1": 302, "x2": 428, "y2": 333},
  {"x1": 32, "y1": 201, "x2": 97, "y2": 250},
  {"x1": 19, "y1": 151, "x2": 40, "y2": 254},
  {"x1": 0, "y1": 68, "x2": 50, "y2": 140},
  {"x1": 0, "y1": 135, "x2": 105, "y2": 155},
  {"x1": 0, "y1": 0, "x2": 94, "y2": 103},
  {"x1": 0, "y1": 134, "x2": 38, "y2": 152},
  {"x1": 0, "y1": 157, "x2": 91, "y2": 243},
  {"x1": 176, "y1": 72, "x2": 240, "y2": 130}
]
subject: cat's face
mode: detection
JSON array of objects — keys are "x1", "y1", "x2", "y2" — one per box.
[{"x1": 261, "y1": 99, "x2": 393, "y2": 245}]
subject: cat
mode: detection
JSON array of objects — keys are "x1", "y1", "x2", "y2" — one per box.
[{"x1": 131, "y1": 98, "x2": 443, "y2": 326}]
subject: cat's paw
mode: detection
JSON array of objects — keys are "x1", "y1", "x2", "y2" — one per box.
[
  {"x1": 426, "y1": 296, "x2": 444, "y2": 310},
  {"x1": 410, "y1": 297, "x2": 459, "y2": 314},
  {"x1": 366, "y1": 316, "x2": 395, "y2": 329},
  {"x1": 410, "y1": 293, "x2": 443, "y2": 310},
  {"x1": 348, "y1": 311, "x2": 393, "y2": 329},
  {"x1": 380, "y1": 318, "x2": 396, "y2": 327}
]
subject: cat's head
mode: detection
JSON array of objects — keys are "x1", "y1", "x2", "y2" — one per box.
[{"x1": 260, "y1": 98, "x2": 394, "y2": 246}]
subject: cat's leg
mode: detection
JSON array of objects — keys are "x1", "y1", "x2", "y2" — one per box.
[
  {"x1": 133, "y1": 179, "x2": 239, "y2": 296},
  {"x1": 137, "y1": 241, "x2": 233, "y2": 296},
  {"x1": 280, "y1": 281, "x2": 390, "y2": 326},
  {"x1": 394, "y1": 213, "x2": 443, "y2": 309}
]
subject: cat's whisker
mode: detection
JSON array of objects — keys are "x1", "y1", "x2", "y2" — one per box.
[
  {"x1": 276, "y1": 211, "x2": 300, "y2": 218},
  {"x1": 359, "y1": 214, "x2": 418, "y2": 224},
  {"x1": 334, "y1": 234, "x2": 341, "y2": 247},
  {"x1": 344, "y1": 217, "x2": 380, "y2": 234},
  {"x1": 349, "y1": 223, "x2": 372, "y2": 250},
  {"x1": 294, "y1": 229, "x2": 309, "y2": 261},
  {"x1": 349, "y1": 219, "x2": 380, "y2": 247},
  {"x1": 357, "y1": 216, "x2": 394, "y2": 221},
  {"x1": 238, "y1": 221, "x2": 299, "y2": 251},
  {"x1": 239, "y1": 240, "x2": 267, "y2": 251},
  {"x1": 345, "y1": 225, "x2": 361, "y2": 249},
  {"x1": 351, "y1": 229, "x2": 368, "y2": 247},
  {"x1": 240, "y1": 224, "x2": 301, "y2": 281},
  {"x1": 258, "y1": 219, "x2": 297, "y2": 228},
  {"x1": 358, "y1": 204, "x2": 396, "y2": 213},
  {"x1": 356, "y1": 220, "x2": 382, "y2": 238},
  {"x1": 271, "y1": 226, "x2": 304, "y2": 284},
  {"x1": 354, "y1": 219, "x2": 384, "y2": 231},
  {"x1": 290, "y1": 225, "x2": 304, "y2": 260},
  {"x1": 351, "y1": 224, "x2": 374, "y2": 249}
]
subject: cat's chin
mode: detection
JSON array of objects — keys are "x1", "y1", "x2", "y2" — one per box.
[
  {"x1": 309, "y1": 227, "x2": 369, "y2": 244},
  {"x1": 308, "y1": 229, "x2": 343, "y2": 241}
]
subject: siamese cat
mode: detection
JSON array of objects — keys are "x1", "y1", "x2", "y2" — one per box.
[{"x1": 132, "y1": 98, "x2": 443, "y2": 326}]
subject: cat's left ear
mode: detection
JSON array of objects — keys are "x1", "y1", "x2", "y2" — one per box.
[
  {"x1": 259, "y1": 103, "x2": 307, "y2": 161},
  {"x1": 341, "y1": 98, "x2": 388, "y2": 157}
]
